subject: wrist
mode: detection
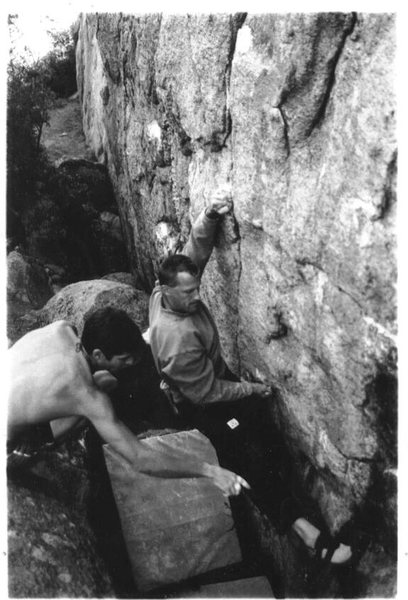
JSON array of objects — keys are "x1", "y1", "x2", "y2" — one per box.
[
  {"x1": 202, "y1": 462, "x2": 215, "y2": 477},
  {"x1": 241, "y1": 381, "x2": 255, "y2": 396}
]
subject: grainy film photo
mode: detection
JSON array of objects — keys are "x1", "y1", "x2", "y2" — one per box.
[{"x1": 6, "y1": 9, "x2": 397, "y2": 599}]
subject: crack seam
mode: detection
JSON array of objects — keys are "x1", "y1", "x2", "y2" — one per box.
[{"x1": 307, "y1": 12, "x2": 358, "y2": 136}]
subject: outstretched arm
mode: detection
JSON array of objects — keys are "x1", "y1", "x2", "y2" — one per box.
[{"x1": 83, "y1": 388, "x2": 249, "y2": 495}]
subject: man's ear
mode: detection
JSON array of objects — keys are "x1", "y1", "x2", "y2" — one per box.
[{"x1": 90, "y1": 348, "x2": 106, "y2": 365}]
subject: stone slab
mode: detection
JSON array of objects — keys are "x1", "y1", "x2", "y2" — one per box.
[{"x1": 104, "y1": 429, "x2": 242, "y2": 592}]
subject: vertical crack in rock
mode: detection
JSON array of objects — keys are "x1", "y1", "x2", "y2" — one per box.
[
  {"x1": 276, "y1": 104, "x2": 291, "y2": 157},
  {"x1": 220, "y1": 13, "x2": 247, "y2": 149},
  {"x1": 372, "y1": 149, "x2": 397, "y2": 221},
  {"x1": 223, "y1": 13, "x2": 247, "y2": 371},
  {"x1": 231, "y1": 214, "x2": 243, "y2": 374},
  {"x1": 307, "y1": 12, "x2": 358, "y2": 136}
]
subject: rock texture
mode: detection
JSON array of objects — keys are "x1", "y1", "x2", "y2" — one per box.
[
  {"x1": 10, "y1": 145, "x2": 129, "y2": 285},
  {"x1": 7, "y1": 250, "x2": 55, "y2": 343},
  {"x1": 8, "y1": 471, "x2": 115, "y2": 598},
  {"x1": 7, "y1": 249, "x2": 54, "y2": 308},
  {"x1": 76, "y1": 12, "x2": 396, "y2": 594}
]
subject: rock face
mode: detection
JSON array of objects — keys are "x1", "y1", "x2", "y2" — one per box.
[{"x1": 76, "y1": 12, "x2": 396, "y2": 594}]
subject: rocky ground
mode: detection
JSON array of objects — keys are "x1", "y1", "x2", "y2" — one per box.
[{"x1": 42, "y1": 94, "x2": 95, "y2": 163}]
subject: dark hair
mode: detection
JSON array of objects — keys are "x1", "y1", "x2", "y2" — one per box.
[
  {"x1": 158, "y1": 254, "x2": 199, "y2": 287},
  {"x1": 81, "y1": 306, "x2": 145, "y2": 359}
]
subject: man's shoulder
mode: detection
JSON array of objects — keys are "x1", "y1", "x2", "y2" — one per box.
[
  {"x1": 9, "y1": 319, "x2": 76, "y2": 354},
  {"x1": 153, "y1": 316, "x2": 202, "y2": 358}
]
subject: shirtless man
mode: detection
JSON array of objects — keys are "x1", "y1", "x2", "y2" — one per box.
[{"x1": 7, "y1": 306, "x2": 249, "y2": 497}]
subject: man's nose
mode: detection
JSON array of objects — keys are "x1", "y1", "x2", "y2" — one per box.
[
  {"x1": 192, "y1": 290, "x2": 200, "y2": 301},
  {"x1": 126, "y1": 356, "x2": 138, "y2": 366}
]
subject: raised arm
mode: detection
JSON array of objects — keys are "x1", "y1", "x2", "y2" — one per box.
[{"x1": 183, "y1": 190, "x2": 233, "y2": 274}]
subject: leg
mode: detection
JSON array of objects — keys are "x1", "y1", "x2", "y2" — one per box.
[
  {"x1": 180, "y1": 397, "x2": 300, "y2": 526},
  {"x1": 292, "y1": 518, "x2": 352, "y2": 564},
  {"x1": 181, "y1": 398, "x2": 353, "y2": 565}
]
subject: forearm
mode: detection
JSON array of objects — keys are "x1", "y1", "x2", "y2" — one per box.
[
  {"x1": 93, "y1": 416, "x2": 214, "y2": 479},
  {"x1": 179, "y1": 377, "x2": 254, "y2": 406},
  {"x1": 182, "y1": 210, "x2": 219, "y2": 273},
  {"x1": 163, "y1": 350, "x2": 254, "y2": 406}
]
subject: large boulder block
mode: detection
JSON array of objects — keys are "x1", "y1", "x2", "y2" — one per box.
[
  {"x1": 11, "y1": 279, "x2": 149, "y2": 342},
  {"x1": 104, "y1": 429, "x2": 242, "y2": 592}
]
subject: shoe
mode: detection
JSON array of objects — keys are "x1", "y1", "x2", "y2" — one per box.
[
  {"x1": 312, "y1": 520, "x2": 369, "y2": 567},
  {"x1": 305, "y1": 521, "x2": 370, "y2": 598},
  {"x1": 313, "y1": 529, "x2": 345, "y2": 564}
]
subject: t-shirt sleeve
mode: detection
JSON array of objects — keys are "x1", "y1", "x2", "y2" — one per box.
[{"x1": 182, "y1": 210, "x2": 219, "y2": 275}]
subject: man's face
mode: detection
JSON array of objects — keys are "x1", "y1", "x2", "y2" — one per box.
[{"x1": 164, "y1": 271, "x2": 201, "y2": 314}]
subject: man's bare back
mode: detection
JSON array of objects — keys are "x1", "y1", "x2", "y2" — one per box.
[{"x1": 8, "y1": 320, "x2": 102, "y2": 442}]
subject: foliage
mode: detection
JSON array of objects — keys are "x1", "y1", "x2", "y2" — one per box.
[
  {"x1": 43, "y1": 28, "x2": 77, "y2": 98},
  {"x1": 7, "y1": 17, "x2": 77, "y2": 244},
  {"x1": 7, "y1": 58, "x2": 55, "y2": 213}
]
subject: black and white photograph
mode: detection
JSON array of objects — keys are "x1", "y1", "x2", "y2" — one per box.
[{"x1": 4, "y1": 2, "x2": 402, "y2": 598}]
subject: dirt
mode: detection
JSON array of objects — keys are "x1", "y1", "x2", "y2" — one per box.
[{"x1": 42, "y1": 94, "x2": 95, "y2": 163}]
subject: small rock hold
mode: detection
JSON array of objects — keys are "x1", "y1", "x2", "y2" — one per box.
[
  {"x1": 252, "y1": 219, "x2": 263, "y2": 229},
  {"x1": 41, "y1": 533, "x2": 62, "y2": 547},
  {"x1": 32, "y1": 547, "x2": 48, "y2": 562},
  {"x1": 58, "y1": 572, "x2": 72, "y2": 584}
]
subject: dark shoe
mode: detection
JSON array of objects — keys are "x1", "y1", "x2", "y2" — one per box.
[
  {"x1": 312, "y1": 520, "x2": 369, "y2": 566},
  {"x1": 313, "y1": 529, "x2": 343, "y2": 564},
  {"x1": 306, "y1": 522, "x2": 370, "y2": 598}
]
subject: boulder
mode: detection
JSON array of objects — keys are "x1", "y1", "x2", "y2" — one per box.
[
  {"x1": 7, "y1": 250, "x2": 55, "y2": 343},
  {"x1": 38, "y1": 279, "x2": 150, "y2": 336},
  {"x1": 101, "y1": 271, "x2": 138, "y2": 286},
  {"x1": 8, "y1": 475, "x2": 115, "y2": 598},
  {"x1": 9, "y1": 279, "x2": 149, "y2": 344},
  {"x1": 7, "y1": 250, "x2": 53, "y2": 309}
]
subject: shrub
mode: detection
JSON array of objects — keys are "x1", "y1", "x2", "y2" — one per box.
[
  {"x1": 6, "y1": 17, "x2": 77, "y2": 244},
  {"x1": 43, "y1": 28, "x2": 77, "y2": 98},
  {"x1": 7, "y1": 58, "x2": 54, "y2": 214}
]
